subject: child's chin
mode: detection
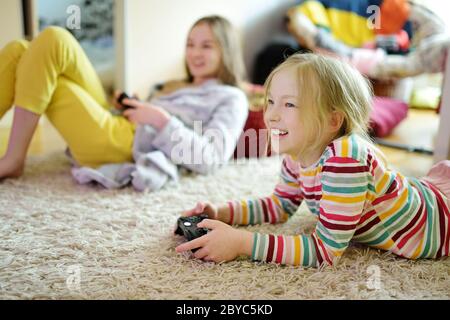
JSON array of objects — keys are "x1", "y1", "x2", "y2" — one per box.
[
  {"x1": 271, "y1": 146, "x2": 296, "y2": 157},
  {"x1": 270, "y1": 145, "x2": 286, "y2": 155}
]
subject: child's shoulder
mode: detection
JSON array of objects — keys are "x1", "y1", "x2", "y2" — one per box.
[
  {"x1": 150, "y1": 79, "x2": 190, "y2": 99},
  {"x1": 326, "y1": 134, "x2": 372, "y2": 165},
  {"x1": 160, "y1": 79, "x2": 191, "y2": 94}
]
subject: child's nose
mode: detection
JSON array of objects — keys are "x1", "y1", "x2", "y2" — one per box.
[
  {"x1": 266, "y1": 107, "x2": 281, "y2": 123},
  {"x1": 192, "y1": 47, "x2": 204, "y2": 57}
]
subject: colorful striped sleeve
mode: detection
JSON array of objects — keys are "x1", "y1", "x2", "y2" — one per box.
[
  {"x1": 227, "y1": 156, "x2": 303, "y2": 226},
  {"x1": 252, "y1": 156, "x2": 371, "y2": 267}
]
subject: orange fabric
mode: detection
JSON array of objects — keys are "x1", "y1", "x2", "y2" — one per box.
[{"x1": 377, "y1": 0, "x2": 410, "y2": 35}]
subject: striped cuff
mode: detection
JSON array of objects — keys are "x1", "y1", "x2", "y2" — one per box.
[
  {"x1": 251, "y1": 233, "x2": 311, "y2": 266},
  {"x1": 252, "y1": 233, "x2": 269, "y2": 262},
  {"x1": 227, "y1": 199, "x2": 275, "y2": 226},
  {"x1": 227, "y1": 199, "x2": 258, "y2": 225},
  {"x1": 228, "y1": 201, "x2": 235, "y2": 225},
  {"x1": 227, "y1": 200, "x2": 241, "y2": 225},
  {"x1": 253, "y1": 233, "x2": 283, "y2": 263}
]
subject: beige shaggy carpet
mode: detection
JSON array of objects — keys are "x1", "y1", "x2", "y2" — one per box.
[{"x1": 0, "y1": 152, "x2": 449, "y2": 300}]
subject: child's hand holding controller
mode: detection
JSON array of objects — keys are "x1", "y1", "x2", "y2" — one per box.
[
  {"x1": 175, "y1": 202, "x2": 254, "y2": 263},
  {"x1": 182, "y1": 202, "x2": 219, "y2": 220},
  {"x1": 117, "y1": 92, "x2": 138, "y2": 111},
  {"x1": 115, "y1": 92, "x2": 171, "y2": 130},
  {"x1": 113, "y1": 90, "x2": 138, "y2": 112}
]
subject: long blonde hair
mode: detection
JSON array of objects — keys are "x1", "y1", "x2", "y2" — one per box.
[
  {"x1": 185, "y1": 15, "x2": 246, "y2": 88},
  {"x1": 264, "y1": 53, "x2": 385, "y2": 161}
]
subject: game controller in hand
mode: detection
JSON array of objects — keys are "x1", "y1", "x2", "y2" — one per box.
[
  {"x1": 117, "y1": 92, "x2": 138, "y2": 111},
  {"x1": 175, "y1": 214, "x2": 209, "y2": 242}
]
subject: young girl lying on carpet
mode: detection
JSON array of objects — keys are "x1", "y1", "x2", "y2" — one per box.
[
  {"x1": 176, "y1": 53, "x2": 450, "y2": 267},
  {"x1": 0, "y1": 16, "x2": 248, "y2": 191}
]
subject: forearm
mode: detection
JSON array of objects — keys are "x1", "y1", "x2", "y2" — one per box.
[
  {"x1": 199, "y1": 200, "x2": 277, "y2": 226},
  {"x1": 215, "y1": 207, "x2": 256, "y2": 257},
  {"x1": 149, "y1": 109, "x2": 170, "y2": 130},
  {"x1": 286, "y1": 7, "x2": 318, "y2": 50},
  {"x1": 251, "y1": 233, "x2": 320, "y2": 267},
  {"x1": 226, "y1": 196, "x2": 294, "y2": 226}
]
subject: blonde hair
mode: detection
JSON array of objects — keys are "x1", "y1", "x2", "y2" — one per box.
[
  {"x1": 264, "y1": 53, "x2": 384, "y2": 160},
  {"x1": 186, "y1": 15, "x2": 246, "y2": 87}
]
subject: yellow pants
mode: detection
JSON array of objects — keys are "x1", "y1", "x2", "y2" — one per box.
[{"x1": 0, "y1": 26, "x2": 134, "y2": 167}]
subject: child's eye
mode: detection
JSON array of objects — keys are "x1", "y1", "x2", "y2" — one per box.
[
  {"x1": 285, "y1": 102, "x2": 296, "y2": 108},
  {"x1": 267, "y1": 99, "x2": 274, "y2": 105},
  {"x1": 202, "y1": 42, "x2": 215, "y2": 49}
]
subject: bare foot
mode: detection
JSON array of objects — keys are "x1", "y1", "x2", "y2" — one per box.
[{"x1": 0, "y1": 157, "x2": 25, "y2": 180}]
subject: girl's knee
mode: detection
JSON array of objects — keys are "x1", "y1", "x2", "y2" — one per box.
[
  {"x1": 39, "y1": 26, "x2": 75, "y2": 45},
  {"x1": 1, "y1": 39, "x2": 29, "y2": 56}
]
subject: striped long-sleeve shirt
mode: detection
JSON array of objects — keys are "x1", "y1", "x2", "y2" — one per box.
[{"x1": 228, "y1": 134, "x2": 450, "y2": 267}]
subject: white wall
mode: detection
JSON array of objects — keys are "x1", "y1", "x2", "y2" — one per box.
[
  {"x1": 0, "y1": 0, "x2": 23, "y2": 128},
  {"x1": 414, "y1": 0, "x2": 450, "y2": 21},
  {"x1": 0, "y1": 0, "x2": 24, "y2": 48},
  {"x1": 434, "y1": 52, "x2": 450, "y2": 162},
  {"x1": 119, "y1": 0, "x2": 296, "y2": 97}
]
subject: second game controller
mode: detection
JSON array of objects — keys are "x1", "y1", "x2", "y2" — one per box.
[{"x1": 117, "y1": 92, "x2": 137, "y2": 111}]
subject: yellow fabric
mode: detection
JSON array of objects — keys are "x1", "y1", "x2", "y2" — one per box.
[
  {"x1": 0, "y1": 40, "x2": 28, "y2": 119},
  {"x1": 0, "y1": 27, "x2": 134, "y2": 167},
  {"x1": 297, "y1": 0, "x2": 375, "y2": 48},
  {"x1": 297, "y1": 1, "x2": 331, "y2": 30},
  {"x1": 410, "y1": 87, "x2": 441, "y2": 109},
  {"x1": 46, "y1": 77, "x2": 135, "y2": 167}
]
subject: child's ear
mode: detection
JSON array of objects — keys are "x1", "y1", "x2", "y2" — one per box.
[{"x1": 329, "y1": 110, "x2": 345, "y2": 133}]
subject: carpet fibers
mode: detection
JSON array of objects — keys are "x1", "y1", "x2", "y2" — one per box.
[{"x1": 0, "y1": 152, "x2": 449, "y2": 300}]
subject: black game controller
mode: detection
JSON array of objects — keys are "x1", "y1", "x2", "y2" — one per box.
[
  {"x1": 117, "y1": 92, "x2": 137, "y2": 111},
  {"x1": 175, "y1": 214, "x2": 209, "y2": 242}
]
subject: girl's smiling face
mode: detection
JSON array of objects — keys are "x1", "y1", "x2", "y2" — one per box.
[
  {"x1": 186, "y1": 22, "x2": 222, "y2": 85},
  {"x1": 264, "y1": 67, "x2": 305, "y2": 159}
]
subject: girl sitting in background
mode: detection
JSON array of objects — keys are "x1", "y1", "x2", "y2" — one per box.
[{"x1": 0, "y1": 15, "x2": 248, "y2": 191}]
